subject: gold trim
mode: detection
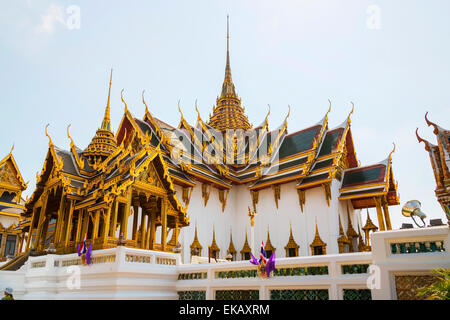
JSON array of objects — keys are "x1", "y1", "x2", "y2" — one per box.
[
  {"x1": 272, "y1": 185, "x2": 281, "y2": 209},
  {"x1": 284, "y1": 223, "x2": 299, "y2": 257},
  {"x1": 202, "y1": 183, "x2": 211, "y2": 207},
  {"x1": 310, "y1": 219, "x2": 327, "y2": 255},
  {"x1": 297, "y1": 189, "x2": 305, "y2": 213}
]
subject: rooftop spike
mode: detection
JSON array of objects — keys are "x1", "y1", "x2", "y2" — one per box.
[
  {"x1": 225, "y1": 14, "x2": 232, "y2": 82},
  {"x1": 101, "y1": 69, "x2": 113, "y2": 131}
]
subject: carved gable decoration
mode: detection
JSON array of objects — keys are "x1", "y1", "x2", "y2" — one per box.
[
  {"x1": 0, "y1": 162, "x2": 19, "y2": 187},
  {"x1": 137, "y1": 163, "x2": 163, "y2": 189}
]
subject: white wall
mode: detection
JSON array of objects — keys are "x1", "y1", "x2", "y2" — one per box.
[{"x1": 177, "y1": 177, "x2": 364, "y2": 263}]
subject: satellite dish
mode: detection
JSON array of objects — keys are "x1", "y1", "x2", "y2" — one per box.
[{"x1": 402, "y1": 200, "x2": 427, "y2": 228}]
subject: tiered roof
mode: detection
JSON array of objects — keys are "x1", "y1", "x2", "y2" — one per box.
[
  {"x1": 416, "y1": 112, "x2": 450, "y2": 220},
  {"x1": 208, "y1": 16, "x2": 251, "y2": 132},
  {"x1": 23, "y1": 77, "x2": 189, "y2": 231},
  {"x1": 0, "y1": 147, "x2": 27, "y2": 216},
  {"x1": 339, "y1": 146, "x2": 399, "y2": 209}
]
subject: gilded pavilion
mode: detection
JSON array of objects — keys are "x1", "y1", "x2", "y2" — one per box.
[
  {"x1": 0, "y1": 147, "x2": 27, "y2": 262},
  {"x1": 416, "y1": 113, "x2": 450, "y2": 225},
  {"x1": 1, "y1": 17, "x2": 401, "y2": 270}
]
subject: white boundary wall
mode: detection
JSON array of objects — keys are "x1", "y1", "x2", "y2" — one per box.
[{"x1": 0, "y1": 226, "x2": 448, "y2": 300}]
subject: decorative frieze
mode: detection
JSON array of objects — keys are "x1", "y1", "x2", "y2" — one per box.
[
  {"x1": 270, "y1": 289, "x2": 329, "y2": 300},
  {"x1": 250, "y1": 190, "x2": 259, "y2": 211},
  {"x1": 297, "y1": 189, "x2": 305, "y2": 213},
  {"x1": 215, "y1": 290, "x2": 259, "y2": 300},
  {"x1": 272, "y1": 185, "x2": 281, "y2": 209},
  {"x1": 218, "y1": 189, "x2": 229, "y2": 212},
  {"x1": 341, "y1": 264, "x2": 370, "y2": 274},
  {"x1": 322, "y1": 182, "x2": 331, "y2": 207},
  {"x1": 201, "y1": 184, "x2": 211, "y2": 207},
  {"x1": 178, "y1": 272, "x2": 208, "y2": 280},
  {"x1": 343, "y1": 289, "x2": 372, "y2": 300},
  {"x1": 182, "y1": 186, "x2": 193, "y2": 208},
  {"x1": 178, "y1": 291, "x2": 206, "y2": 300}
]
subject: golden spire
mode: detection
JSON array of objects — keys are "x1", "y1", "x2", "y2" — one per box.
[
  {"x1": 362, "y1": 208, "x2": 378, "y2": 232},
  {"x1": 265, "y1": 225, "x2": 275, "y2": 253},
  {"x1": 346, "y1": 204, "x2": 358, "y2": 238},
  {"x1": 227, "y1": 227, "x2": 236, "y2": 255},
  {"x1": 240, "y1": 229, "x2": 251, "y2": 257},
  {"x1": 220, "y1": 14, "x2": 236, "y2": 98},
  {"x1": 337, "y1": 210, "x2": 350, "y2": 253},
  {"x1": 310, "y1": 218, "x2": 327, "y2": 255},
  {"x1": 82, "y1": 70, "x2": 117, "y2": 165},
  {"x1": 284, "y1": 222, "x2": 299, "y2": 255},
  {"x1": 209, "y1": 225, "x2": 220, "y2": 253},
  {"x1": 101, "y1": 69, "x2": 113, "y2": 131},
  {"x1": 208, "y1": 15, "x2": 251, "y2": 132},
  {"x1": 190, "y1": 222, "x2": 203, "y2": 255},
  {"x1": 224, "y1": 14, "x2": 232, "y2": 83}
]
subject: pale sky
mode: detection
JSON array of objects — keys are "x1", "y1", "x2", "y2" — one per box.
[{"x1": 1, "y1": 0, "x2": 449, "y2": 229}]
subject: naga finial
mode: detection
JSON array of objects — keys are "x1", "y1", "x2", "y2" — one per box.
[
  {"x1": 121, "y1": 89, "x2": 128, "y2": 113},
  {"x1": 45, "y1": 124, "x2": 53, "y2": 146},
  {"x1": 8, "y1": 143, "x2": 14, "y2": 155},
  {"x1": 177, "y1": 99, "x2": 184, "y2": 119},
  {"x1": 327, "y1": 99, "x2": 332, "y2": 114},
  {"x1": 67, "y1": 124, "x2": 71, "y2": 137},
  {"x1": 424, "y1": 111, "x2": 439, "y2": 134},
  {"x1": 388, "y1": 142, "x2": 396, "y2": 160},
  {"x1": 284, "y1": 105, "x2": 291, "y2": 122},
  {"x1": 195, "y1": 99, "x2": 201, "y2": 120},
  {"x1": 349, "y1": 102, "x2": 354, "y2": 116},
  {"x1": 264, "y1": 104, "x2": 271, "y2": 126},
  {"x1": 67, "y1": 124, "x2": 73, "y2": 143},
  {"x1": 142, "y1": 90, "x2": 149, "y2": 114},
  {"x1": 415, "y1": 128, "x2": 431, "y2": 151}
]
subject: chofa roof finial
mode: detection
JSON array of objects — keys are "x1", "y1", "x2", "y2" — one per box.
[
  {"x1": 425, "y1": 111, "x2": 439, "y2": 134},
  {"x1": 142, "y1": 90, "x2": 149, "y2": 113},
  {"x1": 45, "y1": 124, "x2": 53, "y2": 146}
]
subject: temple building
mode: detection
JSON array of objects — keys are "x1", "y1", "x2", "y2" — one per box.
[
  {"x1": 416, "y1": 113, "x2": 450, "y2": 225},
  {"x1": 0, "y1": 148, "x2": 27, "y2": 263},
  {"x1": 2, "y1": 18, "x2": 401, "y2": 269}
]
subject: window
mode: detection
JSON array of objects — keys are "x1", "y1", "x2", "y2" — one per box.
[
  {"x1": 266, "y1": 250, "x2": 273, "y2": 258},
  {"x1": 243, "y1": 252, "x2": 250, "y2": 260},
  {"x1": 210, "y1": 250, "x2": 219, "y2": 260},
  {"x1": 288, "y1": 248, "x2": 297, "y2": 257},
  {"x1": 313, "y1": 246, "x2": 324, "y2": 256},
  {"x1": 4, "y1": 235, "x2": 17, "y2": 257}
]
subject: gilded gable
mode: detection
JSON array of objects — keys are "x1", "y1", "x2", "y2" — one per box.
[
  {"x1": 137, "y1": 163, "x2": 163, "y2": 189},
  {"x1": 0, "y1": 162, "x2": 19, "y2": 187}
]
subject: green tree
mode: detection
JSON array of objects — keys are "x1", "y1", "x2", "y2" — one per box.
[{"x1": 416, "y1": 268, "x2": 450, "y2": 300}]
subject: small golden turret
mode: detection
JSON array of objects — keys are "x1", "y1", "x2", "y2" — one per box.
[
  {"x1": 83, "y1": 69, "x2": 117, "y2": 166},
  {"x1": 208, "y1": 15, "x2": 252, "y2": 132}
]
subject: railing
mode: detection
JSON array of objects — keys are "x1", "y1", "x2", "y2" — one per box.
[
  {"x1": 26, "y1": 246, "x2": 181, "y2": 271},
  {"x1": 390, "y1": 241, "x2": 446, "y2": 254},
  {"x1": 370, "y1": 225, "x2": 450, "y2": 300},
  {"x1": 176, "y1": 252, "x2": 373, "y2": 300},
  {"x1": 372, "y1": 226, "x2": 450, "y2": 258},
  {"x1": 31, "y1": 261, "x2": 46, "y2": 269}
]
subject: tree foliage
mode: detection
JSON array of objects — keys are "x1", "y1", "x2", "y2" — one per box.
[{"x1": 416, "y1": 268, "x2": 450, "y2": 300}]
